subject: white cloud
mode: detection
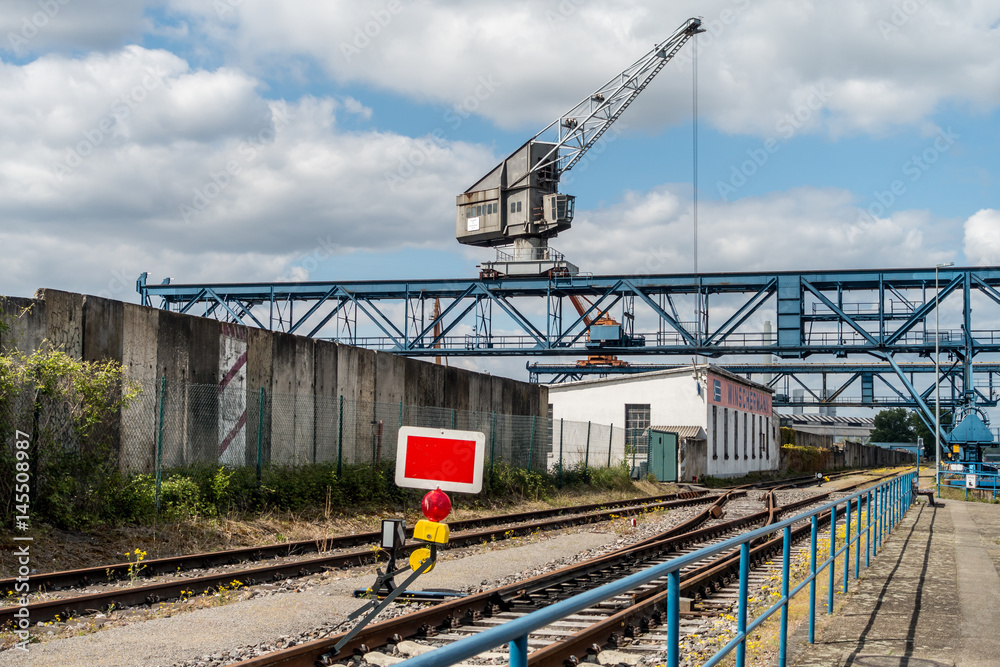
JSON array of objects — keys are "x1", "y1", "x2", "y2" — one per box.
[
  {"x1": 162, "y1": 0, "x2": 1000, "y2": 137},
  {"x1": 963, "y1": 209, "x2": 1000, "y2": 266},
  {"x1": 0, "y1": 0, "x2": 148, "y2": 55},
  {"x1": 0, "y1": 46, "x2": 498, "y2": 298},
  {"x1": 559, "y1": 185, "x2": 959, "y2": 275}
]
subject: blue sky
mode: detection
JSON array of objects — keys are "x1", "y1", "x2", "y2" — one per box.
[{"x1": 1, "y1": 0, "x2": 999, "y2": 389}]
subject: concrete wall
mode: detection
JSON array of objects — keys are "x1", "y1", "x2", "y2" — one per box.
[
  {"x1": 548, "y1": 366, "x2": 780, "y2": 478},
  {"x1": 1, "y1": 290, "x2": 548, "y2": 471},
  {"x1": 779, "y1": 441, "x2": 915, "y2": 472}
]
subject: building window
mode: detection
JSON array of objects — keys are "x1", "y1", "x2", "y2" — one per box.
[
  {"x1": 764, "y1": 417, "x2": 770, "y2": 459},
  {"x1": 723, "y1": 408, "x2": 729, "y2": 460},
  {"x1": 712, "y1": 405, "x2": 718, "y2": 460},
  {"x1": 751, "y1": 414, "x2": 756, "y2": 459},
  {"x1": 734, "y1": 413, "x2": 739, "y2": 460},
  {"x1": 625, "y1": 404, "x2": 650, "y2": 462},
  {"x1": 744, "y1": 413, "x2": 748, "y2": 460},
  {"x1": 510, "y1": 202, "x2": 516, "y2": 213}
]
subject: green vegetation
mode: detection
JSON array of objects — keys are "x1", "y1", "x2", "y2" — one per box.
[
  {"x1": 869, "y1": 407, "x2": 953, "y2": 457},
  {"x1": 780, "y1": 444, "x2": 829, "y2": 473},
  {"x1": 0, "y1": 347, "x2": 140, "y2": 530},
  {"x1": 0, "y1": 326, "x2": 645, "y2": 530}
]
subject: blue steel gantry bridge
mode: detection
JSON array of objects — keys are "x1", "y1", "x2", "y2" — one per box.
[{"x1": 137, "y1": 265, "x2": 1000, "y2": 423}]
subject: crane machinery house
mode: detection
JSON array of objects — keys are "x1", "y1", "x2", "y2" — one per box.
[{"x1": 546, "y1": 365, "x2": 779, "y2": 482}]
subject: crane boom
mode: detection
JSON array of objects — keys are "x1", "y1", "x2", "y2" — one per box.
[
  {"x1": 455, "y1": 17, "x2": 703, "y2": 278},
  {"x1": 523, "y1": 17, "x2": 704, "y2": 182}
]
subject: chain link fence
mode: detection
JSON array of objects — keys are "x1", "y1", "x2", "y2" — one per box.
[
  {"x1": 2, "y1": 376, "x2": 642, "y2": 526},
  {"x1": 112, "y1": 379, "x2": 638, "y2": 488}
]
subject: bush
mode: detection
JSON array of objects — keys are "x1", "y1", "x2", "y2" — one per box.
[
  {"x1": 781, "y1": 444, "x2": 829, "y2": 473},
  {"x1": 0, "y1": 346, "x2": 140, "y2": 530}
]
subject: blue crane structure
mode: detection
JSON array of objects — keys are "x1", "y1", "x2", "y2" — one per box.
[
  {"x1": 138, "y1": 265, "x2": 1000, "y2": 451},
  {"x1": 526, "y1": 361, "x2": 1000, "y2": 411}
]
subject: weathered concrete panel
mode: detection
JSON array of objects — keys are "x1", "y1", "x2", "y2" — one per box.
[
  {"x1": 269, "y1": 332, "x2": 299, "y2": 464},
  {"x1": 82, "y1": 296, "x2": 124, "y2": 364},
  {"x1": 245, "y1": 328, "x2": 273, "y2": 468},
  {"x1": 443, "y1": 365, "x2": 470, "y2": 412},
  {"x1": 155, "y1": 311, "x2": 192, "y2": 468},
  {"x1": 313, "y1": 342, "x2": 338, "y2": 463},
  {"x1": 122, "y1": 304, "x2": 158, "y2": 386},
  {"x1": 293, "y1": 336, "x2": 315, "y2": 464},
  {"x1": 375, "y1": 352, "x2": 405, "y2": 406},
  {"x1": 0, "y1": 297, "x2": 44, "y2": 355},
  {"x1": 187, "y1": 315, "x2": 220, "y2": 464},
  {"x1": 35, "y1": 289, "x2": 83, "y2": 358}
]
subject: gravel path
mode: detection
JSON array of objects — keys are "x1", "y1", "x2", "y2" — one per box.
[{"x1": 1, "y1": 530, "x2": 618, "y2": 667}]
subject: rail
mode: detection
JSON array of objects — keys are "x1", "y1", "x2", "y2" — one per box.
[{"x1": 398, "y1": 472, "x2": 916, "y2": 667}]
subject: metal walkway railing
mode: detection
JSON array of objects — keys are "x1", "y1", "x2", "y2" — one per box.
[{"x1": 398, "y1": 473, "x2": 916, "y2": 667}]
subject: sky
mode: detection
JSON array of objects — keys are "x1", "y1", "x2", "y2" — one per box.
[{"x1": 2, "y1": 0, "x2": 1000, "y2": 393}]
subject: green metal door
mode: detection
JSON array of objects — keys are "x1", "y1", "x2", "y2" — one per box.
[{"x1": 649, "y1": 431, "x2": 678, "y2": 482}]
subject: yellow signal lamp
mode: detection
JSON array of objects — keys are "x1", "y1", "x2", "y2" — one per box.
[{"x1": 413, "y1": 519, "x2": 450, "y2": 545}]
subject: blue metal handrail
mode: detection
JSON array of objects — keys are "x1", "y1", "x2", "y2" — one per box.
[
  {"x1": 397, "y1": 473, "x2": 915, "y2": 667},
  {"x1": 939, "y1": 465, "x2": 1000, "y2": 499}
]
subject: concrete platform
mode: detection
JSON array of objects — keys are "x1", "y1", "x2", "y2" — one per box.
[{"x1": 786, "y1": 497, "x2": 1000, "y2": 667}]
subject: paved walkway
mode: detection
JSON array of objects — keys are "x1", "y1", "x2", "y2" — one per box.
[{"x1": 786, "y1": 496, "x2": 1000, "y2": 667}]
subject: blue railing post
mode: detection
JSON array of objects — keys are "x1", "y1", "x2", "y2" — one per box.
[
  {"x1": 509, "y1": 635, "x2": 528, "y2": 667},
  {"x1": 865, "y1": 489, "x2": 871, "y2": 568},
  {"x1": 809, "y1": 515, "x2": 818, "y2": 644},
  {"x1": 889, "y1": 480, "x2": 899, "y2": 533},
  {"x1": 828, "y1": 503, "x2": 836, "y2": 614},
  {"x1": 779, "y1": 525, "x2": 791, "y2": 666},
  {"x1": 667, "y1": 570, "x2": 680, "y2": 667},
  {"x1": 736, "y1": 542, "x2": 749, "y2": 667},
  {"x1": 877, "y1": 485, "x2": 883, "y2": 550},
  {"x1": 843, "y1": 499, "x2": 851, "y2": 593},
  {"x1": 854, "y1": 496, "x2": 861, "y2": 580}
]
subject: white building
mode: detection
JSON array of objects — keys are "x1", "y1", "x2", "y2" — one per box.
[{"x1": 547, "y1": 365, "x2": 780, "y2": 480}]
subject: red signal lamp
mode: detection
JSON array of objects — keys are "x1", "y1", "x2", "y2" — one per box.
[{"x1": 421, "y1": 488, "x2": 451, "y2": 522}]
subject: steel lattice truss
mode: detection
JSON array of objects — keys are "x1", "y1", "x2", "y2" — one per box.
[
  {"x1": 137, "y1": 266, "x2": 1000, "y2": 425},
  {"x1": 526, "y1": 362, "x2": 1000, "y2": 411}
]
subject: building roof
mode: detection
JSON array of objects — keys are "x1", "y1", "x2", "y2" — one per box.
[
  {"x1": 547, "y1": 363, "x2": 772, "y2": 394},
  {"x1": 648, "y1": 425, "x2": 708, "y2": 440},
  {"x1": 780, "y1": 414, "x2": 875, "y2": 428}
]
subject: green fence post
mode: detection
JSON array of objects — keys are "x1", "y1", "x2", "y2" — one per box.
[
  {"x1": 337, "y1": 395, "x2": 344, "y2": 477},
  {"x1": 256, "y1": 386, "x2": 265, "y2": 486},
  {"x1": 558, "y1": 418, "x2": 564, "y2": 488},
  {"x1": 607, "y1": 423, "x2": 614, "y2": 467},
  {"x1": 451, "y1": 408, "x2": 457, "y2": 430},
  {"x1": 155, "y1": 376, "x2": 166, "y2": 512},
  {"x1": 584, "y1": 421, "x2": 591, "y2": 478},
  {"x1": 528, "y1": 415, "x2": 537, "y2": 471},
  {"x1": 489, "y1": 411, "x2": 497, "y2": 483}
]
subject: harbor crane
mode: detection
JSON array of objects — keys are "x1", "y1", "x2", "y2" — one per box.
[{"x1": 455, "y1": 17, "x2": 704, "y2": 278}]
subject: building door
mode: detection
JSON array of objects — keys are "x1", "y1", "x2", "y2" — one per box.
[{"x1": 648, "y1": 430, "x2": 678, "y2": 482}]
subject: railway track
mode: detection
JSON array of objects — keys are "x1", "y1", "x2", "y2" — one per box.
[
  {"x1": 225, "y1": 471, "x2": 893, "y2": 667},
  {"x1": 0, "y1": 490, "x2": 719, "y2": 626}
]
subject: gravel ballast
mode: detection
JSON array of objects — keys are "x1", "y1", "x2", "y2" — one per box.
[{"x1": 1, "y1": 529, "x2": 620, "y2": 667}]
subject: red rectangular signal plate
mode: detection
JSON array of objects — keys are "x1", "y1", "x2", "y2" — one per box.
[{"x1": 395, "y1": 426, "x2": 486, "y2": 494}]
